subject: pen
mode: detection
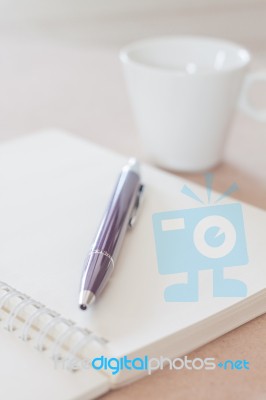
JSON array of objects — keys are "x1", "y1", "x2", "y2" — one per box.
[{"x1": 79, "y1": 158, "x2": 144, "y2": 310}]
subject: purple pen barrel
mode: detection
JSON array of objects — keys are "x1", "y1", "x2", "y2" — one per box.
[{"x1": 79, "y1": 159, "x2": 142, "y2": 309}]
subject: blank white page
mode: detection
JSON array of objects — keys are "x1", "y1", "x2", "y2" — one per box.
[{"x1": 0, "y1": 130, "x2": 265, "y2": 364}]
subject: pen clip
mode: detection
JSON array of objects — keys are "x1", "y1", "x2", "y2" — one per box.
[{"x1": 128, "y1": 184, "x2": 145, "y2": 229}]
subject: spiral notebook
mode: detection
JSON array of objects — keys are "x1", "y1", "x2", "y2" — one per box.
[{"x1": 0, "y1": 130, "x2": 265, "y2": 400}]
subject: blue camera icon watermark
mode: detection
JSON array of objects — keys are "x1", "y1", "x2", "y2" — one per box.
[{"x1": 152, "y1": 176, "x2": 249, "y2": 302}]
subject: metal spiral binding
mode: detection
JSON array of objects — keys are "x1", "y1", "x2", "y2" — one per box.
[{"x1": 0, "y1": 281, "x2": 108, "y2": 371}]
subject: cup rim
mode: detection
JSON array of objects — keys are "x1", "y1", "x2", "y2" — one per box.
[{"x1": 120, "y1": 35, "x2": 251, "y2": 76}]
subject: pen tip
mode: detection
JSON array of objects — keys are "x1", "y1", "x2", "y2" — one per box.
[{"x1": 79, "y1": 290, "x2": 96, "y2": 310}]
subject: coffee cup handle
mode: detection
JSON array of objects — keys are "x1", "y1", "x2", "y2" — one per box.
[{"x1": 239, "y1": 71, "x2": 266, "y2": 122}]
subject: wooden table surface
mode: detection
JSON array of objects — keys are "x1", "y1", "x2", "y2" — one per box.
[{"x1": 0, "y1": 34, "x2": 265, "y2": 400}]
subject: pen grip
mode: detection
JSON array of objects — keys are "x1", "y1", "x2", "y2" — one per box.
[{"x1": 81, "y1": 251, "x2": 114, "y2": 296}]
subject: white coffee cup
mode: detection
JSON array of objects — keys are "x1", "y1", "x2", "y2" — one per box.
[{"x1": 120, "y1": 36, "x2": 266, "y2": 172}]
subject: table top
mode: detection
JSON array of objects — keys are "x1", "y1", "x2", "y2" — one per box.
[{"x1": 0, "y1": 34, "x2": 265, "y2": 400}]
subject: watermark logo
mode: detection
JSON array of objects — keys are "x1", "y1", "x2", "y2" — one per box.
[
  {"x1": 54, "y1": 355, "x2": 250, "y2": 374},
  {"x1": 217, "y1": 359, "x2": 250, "y2": 370},
  {"x1": 152, "y1": 174, "x2": 248, "y2": 302}
]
